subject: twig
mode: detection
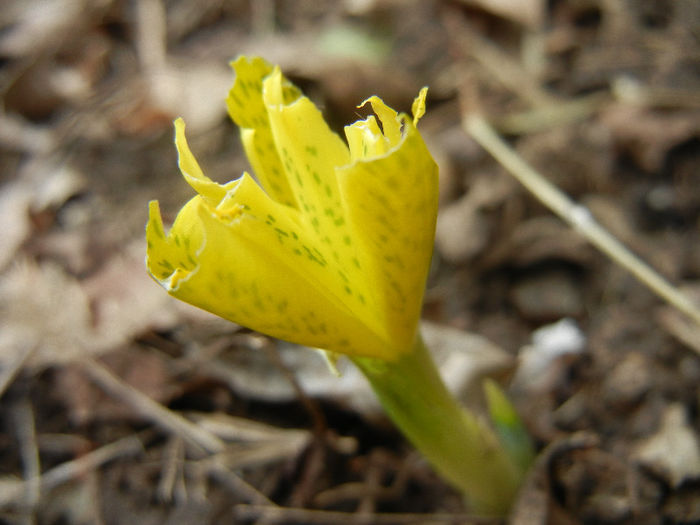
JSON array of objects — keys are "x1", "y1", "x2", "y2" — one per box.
[
  {"x1": 156, "y1": 436, "x2": 185, "y2": 503},
  {"x1": 0, "y1": 434, "x2": 144, "y2": 508},
  {"x1": 41, "y1": 435, "x2": 144, "y2": 490},
  {"x1": 190, "y1": 411, "x2": 311, "y2": 444},
  {"x1": 10, "y1": 399, "x2": 40, "y2": 511},
  {"x1": 464, "y1": 114, "x2": 700, "y2": 333},
  {"x1": 195, "y1": 434, "x2": 309, "y2": 472},
  {"x1": 208, "y1": 466, "x2": 277, "y2": 506},
  {"x1": 261, "y1": 341, "x2": 328, "y2": 507},
  {"x1": 81, "y1": 357, "x2": 225, "y2": 455},
  {"x1": 657, "y1": 306, "x2": 700, "y2": 355},
  {"x1": 313, "y1": 450, "x2": 413, "y2": 508}
]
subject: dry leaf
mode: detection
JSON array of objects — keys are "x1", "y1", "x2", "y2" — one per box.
[
  {"x1": 0, "y1": 240, "x2": 186, "y2": 371},
  {"x1": 633, "y1": 404, "x2": 700, "y2": 487},
  {"x1": 0, "y1": 179, "x2": 34, "y2": 270}
]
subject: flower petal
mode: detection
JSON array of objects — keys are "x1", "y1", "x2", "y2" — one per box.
[
  {"x1": 174, "y1": 118, "x2": 237, "y2": 207},
  {"x1": 226, "y1": 56, "x2": 298, "y2": 207},
  {"x1": 359, "y1": 96, "x2": 402, "y2": 145},
  {"x1": 262, "y1": 67, "x2": 351, "y2": 233},
  {"x1": 345, "y1": 115, "x2": 390, "y2": 161},
  {"x1": 337, "y1": 113, "x2": 439, "y2": 349},
  {"x1": 147, "y1": 172, "x2": 398, "y2": 359},
  {"x1": 412, "y1": 87, "x2": 428, "y2": 126},
  {"x1": 146, "y1": 198, "x2": 203, "y2": 287}
]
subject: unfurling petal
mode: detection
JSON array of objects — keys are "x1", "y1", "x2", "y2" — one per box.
[{"x1": 340, "y1": 99, "x2": 438, "y2": 350}]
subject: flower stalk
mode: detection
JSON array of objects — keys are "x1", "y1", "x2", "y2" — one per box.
[{"x1": 354, "y1": 334, "x2": 524, "y2": 516}]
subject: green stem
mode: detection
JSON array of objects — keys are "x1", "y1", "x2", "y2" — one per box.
[{"x1": 352, "y1": 332, "x2": 523, "y2": 516}]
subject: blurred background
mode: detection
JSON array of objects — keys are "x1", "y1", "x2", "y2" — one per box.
[{"x1": 1, "y1": 0, "x2": 699, "y2": 523}]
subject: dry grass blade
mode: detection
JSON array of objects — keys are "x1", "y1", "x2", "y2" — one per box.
[
  {"x1": 9, "y1": 399, "x2": 40, "y2": 510},
  {"x1": 464, "y1": 114, "x2": 700, "y2": 335},
  {"x1": 39, "y1": 434, "x2": 144, "y2": 492},
  {"x1": 156, "y1": 436, "x2": 185, "y2": 503},
  {"x1": 190, "y1": 412, "x2": 311, "y2": 445},
  {"x1": 80, "y1": 357, "x2": 225, "y2": 455},
  {"x1": 0, "y1": 434, "x2": 143, "y2": 508},
  {"x1": 194, "y1": 435, "x2": 310, "y2": 472},
  {"x1": 208, "y1": 466, "x2": 277, "y2": 506}
]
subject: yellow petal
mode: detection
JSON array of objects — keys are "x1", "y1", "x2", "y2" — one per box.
[
  {"x1": 174, "y1": 118, "x2": 237, "y2": 207},
  {"x1": 146, "y1": 198, "x2": 203, "y2": 287},
  {"x1": 337, "y1": 113, "x2": 439, "y2": 350},
  {"x1": 262, "y1": 67, "x2": 350, "y2": 226},
  {"x1": 147, "y1": 171, "x2": 396, "y2": 359},
  {"x1": 358, "y1": 96, "x2": 401, "y2": 145},
  {"x1": 346, "y1": 115, "x2": 390, "y2": 161},
  {"x1": 226, "y1": 56, "x2": 298, "y2": 207},
  {"x1": 260, "y1": 70, "x2": 403, "y2": 354}
]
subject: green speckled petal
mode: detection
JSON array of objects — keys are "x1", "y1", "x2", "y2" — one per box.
[
  {"x1": 262, "y1": 67, "x2": 350, "y2": 224},
  {"x1": 338, "y1": 108, "x2": 438, "y2": 350},
  {"x1": 226, "y1": 56, "x2": 299, "y2": 207}
]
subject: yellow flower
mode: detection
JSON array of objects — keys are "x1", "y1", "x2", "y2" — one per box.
[{"x1": 146, "y1": 56, "x2": 438, "y2": 361}]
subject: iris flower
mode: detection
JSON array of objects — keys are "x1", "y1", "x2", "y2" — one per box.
[
  {"x1": 147, "y1": 56, "x2": 437, "y2": 361},
  {"x1": 146, "y1": 56, "x2": 528, "y2": 515}
]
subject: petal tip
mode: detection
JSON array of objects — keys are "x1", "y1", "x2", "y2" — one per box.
[
  {"x1": 146, "y1": 200, "x2": 164, "y2": 239},
  {"x1": 412, "y1": 87, "x2": 428, "y2": 126}
]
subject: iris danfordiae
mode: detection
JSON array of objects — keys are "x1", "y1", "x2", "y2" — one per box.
[
  {"x1": 147, "y1": 56, "x2": 437, "y2": 362},
  {"x1": 146, "y1": 56, "x2": 529, "y2": 515}
]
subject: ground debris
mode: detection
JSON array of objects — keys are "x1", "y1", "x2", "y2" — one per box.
[{"x1": 633, "y1": 404, "x2": 700, "y2": 489}]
